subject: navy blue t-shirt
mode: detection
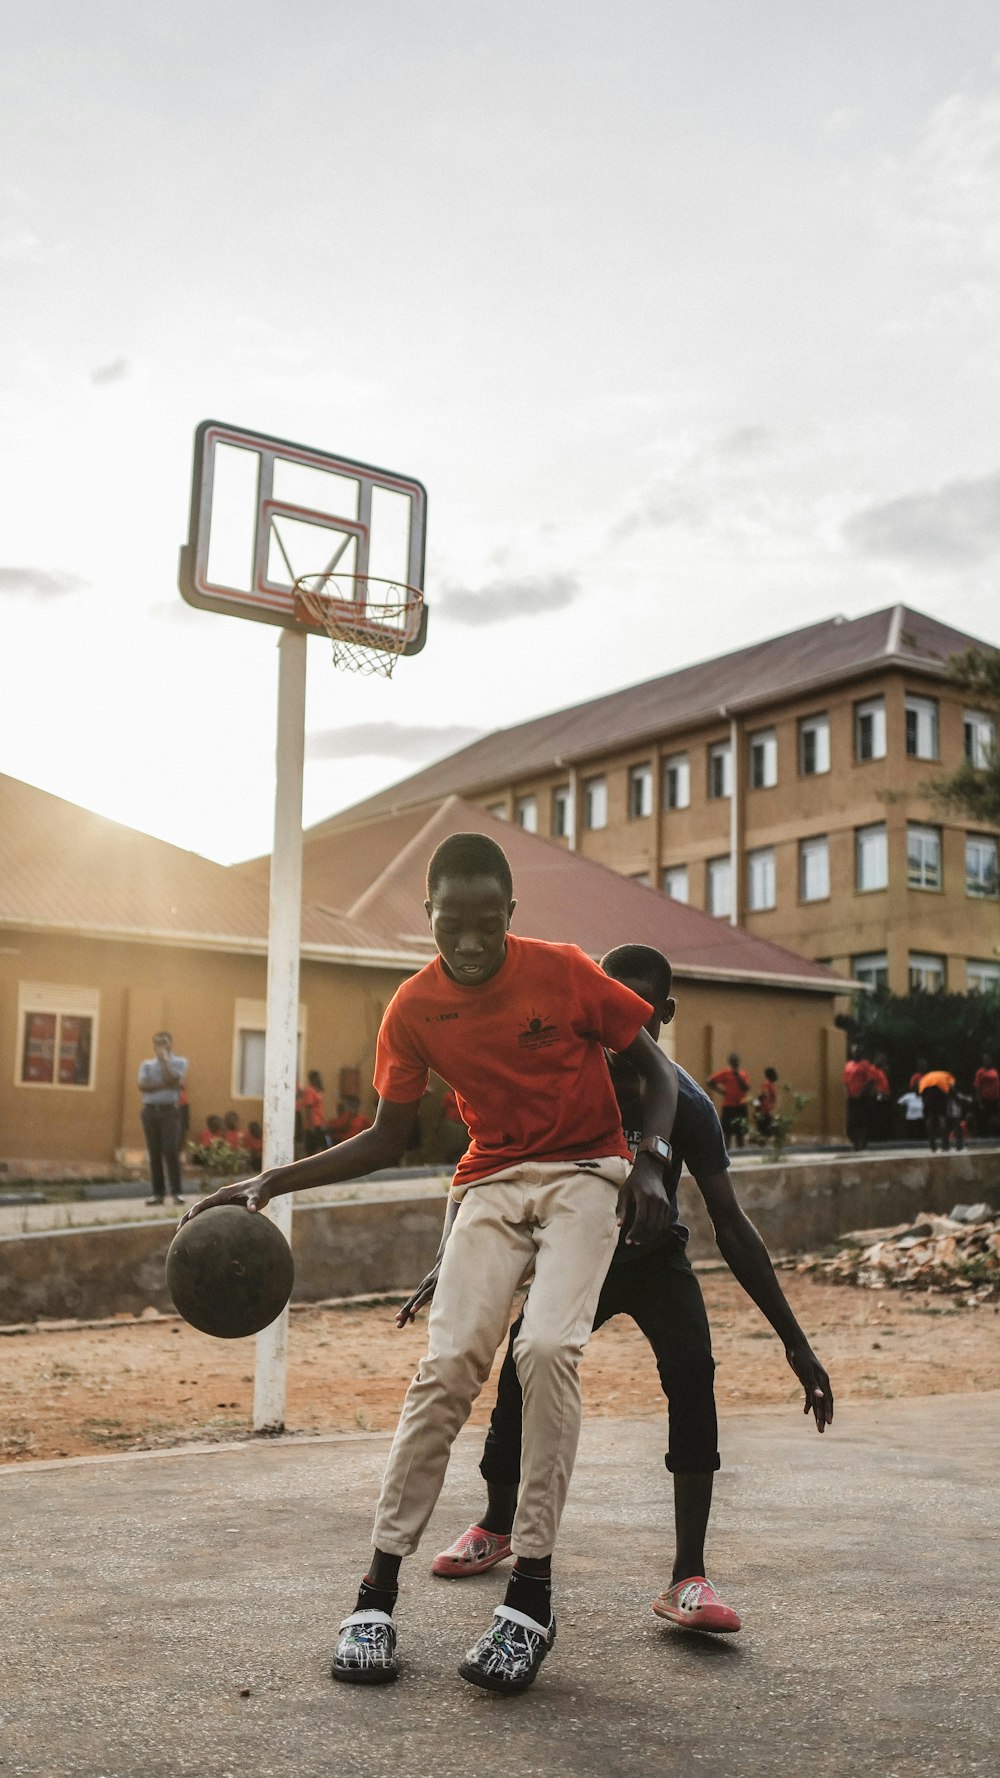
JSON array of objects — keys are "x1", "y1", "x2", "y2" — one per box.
[{"x1": 610, "y1": 1057, "x2": 729, "y2": 1264}]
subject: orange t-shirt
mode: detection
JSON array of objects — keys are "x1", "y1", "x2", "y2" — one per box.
[
  {"x1": 709, "y1": 1068, "x2": 750, "y2": 1109},
  {"x1": 843, "y1": 1059, "x2": 875, "y2": 1099},
  {"x1": 919, "y1": 1071, "x2": 954, "y2": 1095},
  {"x1": 757, "y1": 1079, "x2": 778, "y2": 1116},
  {"x1": 301, "y1": 1086, "x2": 324, "y2": 1130},
  {"x1": 373, "y1": 934, "x2": 650, "y2": 1190}
]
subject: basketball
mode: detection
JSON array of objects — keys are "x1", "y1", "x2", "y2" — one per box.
[{"x1": 165, "y1": 1205, "x2": 294, "y2": 1340}]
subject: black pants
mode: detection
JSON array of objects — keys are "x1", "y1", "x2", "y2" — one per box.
[
  {"x1": 480, "y1": 1242, "x2": 719, "y2": 1485},
  {"x1": 846, "y1": 1097, "x2": 870, "y2": 1150},
  {"x1": 141, "y1": 1104, "x2": 182, "y2": 1199},
  {"x1": 720, "y1": 1105, "x2": 747, "y2": 1149}
]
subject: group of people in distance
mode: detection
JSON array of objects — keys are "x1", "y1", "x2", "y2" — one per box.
[
  {"x1": 192, "y1": 1111, "x2": 264, "y2": 1168},
  {"x1": 296, "y1": 1072, "x2": 372, "y2": 1155},
  {"x1": 706, "y1": 1052, "x2": 780, "y2": 1147},
  {"x1": 845, "y1": 1044, "x2": 1000, "y2": 1153},
  {"x1": 183, "y1": 831, "x2": 832, "y2": 1697}
]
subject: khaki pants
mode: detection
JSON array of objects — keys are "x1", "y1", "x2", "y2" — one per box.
[{"x1": 372, "y1": 1156, "x2": 628, "y2": 1560}]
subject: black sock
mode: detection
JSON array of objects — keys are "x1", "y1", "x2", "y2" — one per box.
[
  {"x1": 480, "y1": 1481, "x2": 518, "y2": 1536},
  {"x1": 355, "y1": 1576, "x2": 398, "y2": 1617},
  {"x1": 503, "y1": 1562, "x2": 552, "y2": 1628}
]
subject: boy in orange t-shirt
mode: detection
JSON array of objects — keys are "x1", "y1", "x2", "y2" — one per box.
[{"x1": 183, "y1": 831, "x2": 679, "y2": 1695}]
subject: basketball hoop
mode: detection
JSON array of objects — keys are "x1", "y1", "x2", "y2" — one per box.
[{"x1": 293, "y1": 572, "x2": 425, "y2": 678}]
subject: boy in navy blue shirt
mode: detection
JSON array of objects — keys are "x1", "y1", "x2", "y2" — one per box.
[{"x1": 407, "y1": 944, "x2": 833, "y2": 1633}]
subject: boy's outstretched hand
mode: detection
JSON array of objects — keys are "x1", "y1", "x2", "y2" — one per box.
[
  {"x1": 785, "y1": 1341, "x2": 834, "y2": 1432},
  {"x1": 178, "y1": 1175, "x2": 273, "y2": 1227},
  {"x1": 395, "y1": 1261, "x2": 441, "y2": 1327}
]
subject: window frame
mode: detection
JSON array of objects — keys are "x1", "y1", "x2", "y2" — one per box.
[
  {"x1": 551, "y1": 784, "x2": 571, "y2": 839},
  {"x1": 707, "y1": 740, "x2": 732, "y2": 800},
  {"x1": 855, "y1": 822, "x2": 888, "y2": 892},
  {"x1": 514, "y1": 794, "x2": 538, "y2": 833},
  {"x1": 904, "y1": 693, "x2": 939, "y2": 761},
  {"x1": 964, "y1": 710, "x2": 997, "y2": 770},
  {"x1": 967, "y1": 958, "x2": 1000, "y2": 994},
  {"x1": 798, "y1": 712, "x2": 830, "y2": 777},
  {"x1": 16, "y1": 983, "x2": 99, "y2": 1091},
  {"x1": 232, "y1": 998, "x2": 306, "y2": 1100},
  {"x1": 627, "y1": 762, "x2": 654, "y2": 820},
  {"x1": 965, "y1": 833, "x2": 999, "y2": 899},
  {"x1": 799, "y1": 835, "x2": 830, "y2": 903},
  {"x1": 746, "y1": 846, "x2": 776, "y2": 911},
  {"x1": 662, "y1": 751, "x2": 690, "y2": 810},
  {"x1": 748, "y1": 728, "x2": 778, "y2": 791},
  {"x1": 854, "y1": 696, "x2": 887, "y2": 763},
  {"x1": 906, "y1": 822, "x2": 942, "y2": 891},
  {"x1": 662, "y1": 864, "x2": 689, "y2": 903},
  {"x1": 582, "y1": 775, "x2": 608, "y2": 831},
  {"x1": 908, "y1": 952, "x2": 946, "y2": 994},
  {"x1": 851, "y1": 952, "x2": 889, "y2": 993},
  {"x1": 706, "y1": 853, "x2": 733, "y2": 918}
]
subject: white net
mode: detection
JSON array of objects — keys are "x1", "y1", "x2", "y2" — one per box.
[{"x1": 293, "y1": 574, "x2": 424, "y2": 678}]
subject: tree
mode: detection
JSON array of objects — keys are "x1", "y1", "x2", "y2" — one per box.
[
  {"x1": 838, "y1": 987, "x2": 1000, "y2": 1093},
  {"x1": 930, "y1": 647, "x2": 1000, "y2": 826}
]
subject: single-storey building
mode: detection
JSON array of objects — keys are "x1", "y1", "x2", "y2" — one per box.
[{"x1": 0, "y1": 773, "x2": 851, "y2": 1168}]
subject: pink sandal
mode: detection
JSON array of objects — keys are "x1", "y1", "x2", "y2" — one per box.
[
  {"x1": 431, "y1": 1524, "x2": 513, "y2": 1578},
  {"x1": 652, "y1": 1576, "x2": 741, "y2": 1633}
]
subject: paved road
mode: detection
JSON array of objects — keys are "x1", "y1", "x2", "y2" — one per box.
[{"x1": 2, "y1": 1392, "x2": 997, "y2": 1778}]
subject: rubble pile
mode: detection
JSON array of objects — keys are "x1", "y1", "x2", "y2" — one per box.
[{"x1": 797, "y1": 1203, "x2": 1000, "y2": 1306}]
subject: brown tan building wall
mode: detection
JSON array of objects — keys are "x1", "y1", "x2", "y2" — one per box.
[
  {"x1": 0, "y1": 929, "x2": 847, "y2": 1163},
  {"x1": 668, "y1": 977, "x2": 842, "y2": 1139},
  {"x1": 473, "y1": 668, "x2": 1000, "y2": 996},
  {"x1": 0, "y1": 930, "x2": 404, "y2": 1166}
]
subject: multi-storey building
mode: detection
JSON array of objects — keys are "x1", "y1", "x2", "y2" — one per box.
[{"x1": 328, "y1": 604, "x2": 999, "y2": 996}]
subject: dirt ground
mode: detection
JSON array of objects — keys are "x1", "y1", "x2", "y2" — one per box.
[{"x1": 2, "y1": 1270, "x2": 997, "y2": 1466}]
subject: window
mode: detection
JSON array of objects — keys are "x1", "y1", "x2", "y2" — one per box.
[
  {"x1": 904, "y1": 694, "x2": 939, "y2": 760},
  {"x1": 662, "y1": 864, "x2": 688, "y2": 902},
  {"x1": 968, "y1": 959, "x2": 1000, "y2": 994},
  {"x1": 966, "y1": 834, "x2": 999, "y2": 898},
  {"x1": 628, "y1": 763, "x2": 653, "y2": 819},
  {"x1": 630, "y1": 871, "x2": 652, "y2": 886},
  {"x1": 852, "y1": 952, "x2": 889, "y2": 992},
  {"x1": 746, "y1": 847, "x2": 776, "y2": 911},
  {"x1": 749, "y1": 729, "x2": 777, "y2": 789},
  {"x1": 907, "y1": 823, "x2": 942, "y2": 890},
  {"x1": 485, "y1": 801, "x2": 507, "y2": 820},
  {"x1": 16, "y1": 984, "x2": 98, "y2": 1089},
  {"x1": 855, "y1": 697, "x2": 886, "y2": 762},
  {"x1": 965, "y1": 710, "x2": 997, "y2": 769},
  {"x1": 799, "y1": 836, "x2": 830, "y2": 902},
  {"x1": 233, "y1": 998, "x2": 305, "y2": 1098},
  {"x1": 708, "y1": 741, "x2": 732, "y2": 799},
  {"x1": 799, "y1": 713, "x2": 830, "y2": 776},
  {"x1": 856, "y1": 823, "x2": 888, "y2": 891},
  {"x1": 583, "y1": 776, "x2": 607, "y2": 830},
  {"x1": 514, "y1": 795, "x2": 537, "y2": 833},
  {"x1": 551, "y1": 784, "x2": 571, "y2": 839},
  {"x1": 663, "y1": 752, "x2": 690, "y2": 810},
  {"x1": 908, "y1": 953, "x2": 946, "y2": 994},
  {"x1": 706, "y1": 855, "x2": 732, "y2": 918}
]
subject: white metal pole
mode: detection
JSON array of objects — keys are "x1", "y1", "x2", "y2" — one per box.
[{"x1": 254, "y1": 625, "x2": 308, "y2": 1433}]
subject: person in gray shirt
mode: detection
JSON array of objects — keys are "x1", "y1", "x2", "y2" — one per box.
[{"x1": 138, "y1": 1032, "x2": 188, "y2": 1206}]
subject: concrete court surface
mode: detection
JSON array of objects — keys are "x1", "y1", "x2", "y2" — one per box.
[{"x1": 2, "y1": 1392, "x2": 997, "y2": 1778}]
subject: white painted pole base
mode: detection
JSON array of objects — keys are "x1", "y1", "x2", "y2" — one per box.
[{"x1": 254, "y1": 627, "x2": 308, "y2": 1434}]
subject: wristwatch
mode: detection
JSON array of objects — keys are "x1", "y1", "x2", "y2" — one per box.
[{"x1": 635, "y1": 1134, "x2": 673, "y2": 1169}]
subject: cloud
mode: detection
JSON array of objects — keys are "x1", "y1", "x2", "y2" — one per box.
[
  {"x1": 90, "y1": 357, "x2": 133, "y2": 386},
  {"x1": 843, "y1": 472, "x2": 1000, "y2": 567},
  {"x1": 0, "y1": 567, "x2": 88, "y2": 599},
  {"x1": 0, "y1": 226, "x2": 44, "y2": 264},
  {"x1": 436, "y1": 572, "x2": 580, "y2": 626},
  {"x1": 306, "y1": 721, "x2": 483, "y2": 762}
]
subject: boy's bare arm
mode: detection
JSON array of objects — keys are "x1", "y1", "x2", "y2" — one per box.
[
  {"x1": 696, "y1": 1168, "x2": 834, "y2": 1431},
  {"x1": 179, "y1": 1096, "x2": 422, "y2": 1223},
  {"x1": 616, "y1": 1029, "x2": 679, "y2": 1243}
]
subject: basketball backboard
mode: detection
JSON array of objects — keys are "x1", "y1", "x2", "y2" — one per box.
[{"x1": 178, "y1": 420, "x2": 428, "y2": 653}]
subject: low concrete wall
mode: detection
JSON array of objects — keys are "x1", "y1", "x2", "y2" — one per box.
[
  {"x1": 1, "y1": 1152, "x2": 998, "y2": 1325},
  {"x1": 680, "y1": 1147, "x2": 1000, "y2": 1259}
]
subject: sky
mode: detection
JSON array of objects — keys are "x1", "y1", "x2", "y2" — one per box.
[{"x1": 3, "y1": 1, "x2": 1000, "y2": 863}]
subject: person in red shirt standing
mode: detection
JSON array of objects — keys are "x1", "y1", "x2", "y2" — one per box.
[
  {"x1": 707, "y1": 1053, "x2": 750, "y2": 1149},
  {"x1": 842, "y1": 1045, "x2": 876, "y2": 1150},
  {"x1": 300, "y1": 1070, "x2": 332, "y2": 1154},
  {"x1": 753, "y1": 1067, "x2": 779, "y2": 1138},
  {"x1": 973, "y1": 1053, "x2": 1000, "y2": 1138},
  {"x1": 182, "y1": 831, "x2": 679, "y2": 1696}
]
